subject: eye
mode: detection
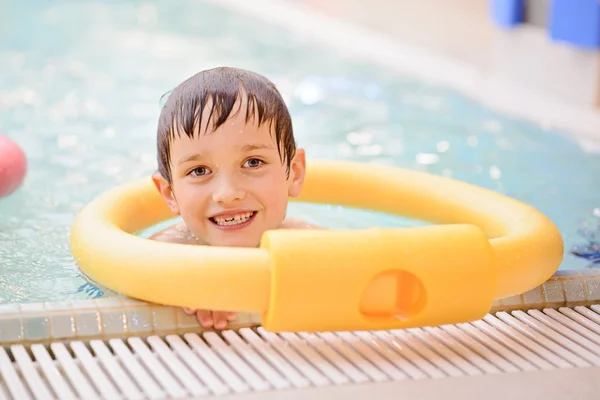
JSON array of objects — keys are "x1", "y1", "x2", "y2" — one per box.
[
  {"x1": 243, "y1": 158, "x2": 264, "y2": 169},
  {"x1": 188, "y1": 166, "x2": 211, "y2": 177}
]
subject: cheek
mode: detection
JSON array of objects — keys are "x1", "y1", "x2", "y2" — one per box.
[
  {"x1": 173, "y1": 184, "x2": 208, "y2": 216},
  {"x1": 257, "y1": 173, "x2": 290, "y2": 214}
]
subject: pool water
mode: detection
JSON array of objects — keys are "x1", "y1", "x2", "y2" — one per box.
[{"x1": 0, "y1": 0, "x2": 598, "y2": 303}]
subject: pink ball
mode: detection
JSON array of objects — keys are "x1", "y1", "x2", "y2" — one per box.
[{"x1": 0, "y1": 135, "x2": 27, "y2": 198}]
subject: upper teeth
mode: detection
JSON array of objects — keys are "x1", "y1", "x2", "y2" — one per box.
[{"x1": 213, "y1": 212, "x2": 253, "y2": 226}]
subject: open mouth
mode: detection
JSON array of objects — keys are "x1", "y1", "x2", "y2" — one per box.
[{"x1": 209, "y1": 211, "x2": 256, "y2": 227}]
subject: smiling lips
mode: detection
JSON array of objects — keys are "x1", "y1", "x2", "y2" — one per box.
[{"x1": 209, "y1": 211, "x2": 256, "y2": 230}]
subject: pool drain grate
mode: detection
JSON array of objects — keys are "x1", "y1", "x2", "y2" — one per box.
[{"x1": 1, "y1": 305, "x2": 600, "y2": 399}]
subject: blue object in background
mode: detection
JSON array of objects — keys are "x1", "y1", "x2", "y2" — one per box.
[
  {"x1": 549, "y1": 0, "x2": 600, "y2": 49},
  {"x1": 491, "y1": 0, "x2": 525, "y2": 27}
]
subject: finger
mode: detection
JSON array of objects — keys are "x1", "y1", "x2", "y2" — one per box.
[
  {"x1": 226, "y1": 312, "x2": 237, "y2": 321},
  {"x1": 212, "y1": 311, "x2": 229, "y2": 330},
  {"x1": 183, "y1": 308, "x2": 196, "y2": 315},
  {"x1": 196, "y1": 310, "x2": 213, "y2": 328}
]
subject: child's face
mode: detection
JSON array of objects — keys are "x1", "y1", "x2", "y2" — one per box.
[{"x1": 154, "y1": 107, "x2": 305, "y2": 248}]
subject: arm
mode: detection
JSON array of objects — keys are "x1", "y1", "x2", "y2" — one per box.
[
  {"x1": 149, "y1": 221, "x2": 202, "y2": 245},
  {"x1": 279, "y1": 216, "x2": 325, "y2": 230},
  {"x1": 148, "y1": 217, "x2": 322, "y2": 330}
]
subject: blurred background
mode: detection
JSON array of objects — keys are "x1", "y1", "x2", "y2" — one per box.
[
  {"x1": 0, "y1": 0, "x2": 599, "y2": 303},
  {"x1": 292, "y1": 0, "x2": 600, "y2": 108}
]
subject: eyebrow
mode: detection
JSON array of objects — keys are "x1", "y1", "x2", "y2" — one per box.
[
  {"x1": 177, "y1": 154, "x2": 203, "y2": 166},
  {"x1": 176, "y1": 144, "x2": 275, "y2": 165},
  {"x1": 241, "y1": 143, "x2": 274, "y2": 152}
]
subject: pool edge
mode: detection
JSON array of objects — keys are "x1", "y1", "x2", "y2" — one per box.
[{"x1": 1, "y1": 267, "x2": 599, "y2": 345}]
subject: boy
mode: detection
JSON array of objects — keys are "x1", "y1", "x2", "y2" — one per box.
[{"x1": 150, "y1": 67, "x2": 319, "y2": 330}]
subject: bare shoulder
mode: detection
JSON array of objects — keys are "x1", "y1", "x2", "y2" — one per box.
[
  {"x1": 149, "y1": 221, "x2": 202, "y2": 245},
  {"x1": 279, "y1": 217, "x2": 324, "y2": 230}
]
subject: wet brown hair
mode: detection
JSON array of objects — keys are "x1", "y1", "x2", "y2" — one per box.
[{"x1": 156, "y1": 67, "x2": 296, "y2": 184}]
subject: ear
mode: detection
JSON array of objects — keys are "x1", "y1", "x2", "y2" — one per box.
[
  {"x1": 287, "y1": 148, "x2": 306, "y2": 198},
  {"x1": 152, "y1": 171, "x2": 180, "y2": 215}
]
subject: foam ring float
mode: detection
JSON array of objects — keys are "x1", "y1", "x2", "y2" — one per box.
[{"x1": 70, "y1": 160, "x2": 563, "y2": 332}]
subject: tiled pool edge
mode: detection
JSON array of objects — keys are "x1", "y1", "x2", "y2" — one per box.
[
  {"x1": 1, "y1": 268, "x2": 599, "y2": 345},
  {"x1": 490, "y1": 267, "x2": 600, "y2": 311},
  {"x1": 0, "y1": 297, "x2": 262, "y2": 346},
  {"x1": 491, "y1": 267, "x2": 600, "y2": 312}
]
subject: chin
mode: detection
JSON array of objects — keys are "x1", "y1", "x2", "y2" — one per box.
[{"x1": 210, "y1": 237, "x2": 261, "y2": 248}]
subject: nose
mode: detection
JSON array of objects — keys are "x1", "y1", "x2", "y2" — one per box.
[{"x1": 211, "y1": 174, "x2": 245, "y2": 204}]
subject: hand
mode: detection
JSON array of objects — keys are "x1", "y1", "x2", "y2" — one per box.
[{"x1": 183, "y1": 308, "x2": 237, "y2": 330}]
